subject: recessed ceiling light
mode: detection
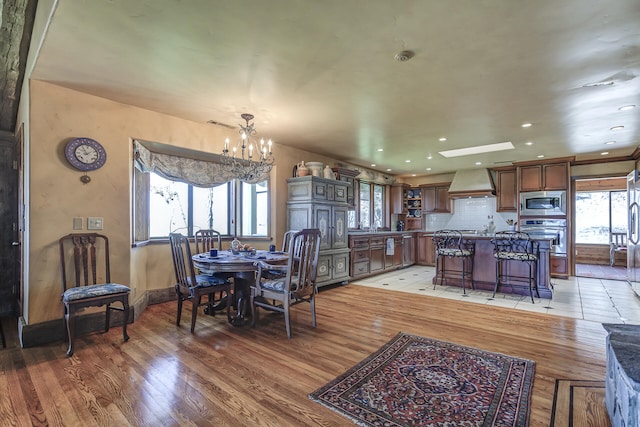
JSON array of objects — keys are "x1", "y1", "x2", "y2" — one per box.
[
  {"x1": 610, "y1": 125, "x2": 625, "y2": 131},
  {"x1": 605, "y1": 141, "x2": 615, "y2": 145},
  {"x1": 537, "y1": 155, "x2": 545, "y2": 158},
  {"x1": 439, "y1": 142, "x2": 514, "y2": 158},
  {"x1": 525, "y1": 141, "x2": 534, "y2": 146},
  {"x1": 427, "y1": 155, "x2": 433, "y2": 160},
  {"x1": 371, "y1": 164, "x2": 376, "y2": 167},
  {"x1": 475, "y1": 162, "x2": 482, "y2": 165},
  {"x1": 386, "y1": 168, "x2": 392, "y2": 172},
  {"x1": 411, "y1": 174, "x2": 416, "y2": 177},
  {"x1": 377, "y1": 148, "x2": 384, "y2": 152},
  {"x1": 619, "y1": 105, "x2": 636, "y2": 111},
  {"x1": 405, "y1": 160, "x2": 411, "y2": 163},
  {"x1": 439, "y1": 137, "x2": 447, "y2": 142},
  {"x1": 521, "y1": 123, "x2": 532, "y2": 128},
  {"x1": 426, "y1": 167, "x2": 432, "y2": 171},
  {"x1": 601, "y1": 152, "x2": 609, "y2": 155}
]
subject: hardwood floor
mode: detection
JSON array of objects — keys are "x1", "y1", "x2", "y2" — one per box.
[{"x1": 0, "y1": 284, "x2": 610, "y2": 426}]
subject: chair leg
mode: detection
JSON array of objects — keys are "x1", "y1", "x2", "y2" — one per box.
[
  {"x1": 433, "y1": 255, "x2": 439, "y2": 290},
  {"x1": 461, "y1": 257, "x2": 466, "y2": 295},
  {"x1": 493, "y1": 259, "x2": 500, "y2": 298},
  {"x1": 528, "y1": 262, "x2": 535, "y2": 304},
  {"x1": 191, "y1": 295, "x2": 201, "y2": 333},
  {"x1": 226, "y1": 288, "x2": 232, "y2": 323},
  {"x1": 105, "y1": 303, "x2": 112, "y2": 332},
  {"x1": 284, "y1": 303, "x2": 291, "y2": 339},
  {"x1": 176, "y1": 295, "x2": 183, "y2": 326},
  {"x1": 250, "y1": 290, "x2": 258, "y2": 327},
  {"x1": 310, "y1": 295, "x2": 317, "y2": 328},
  {"x1": 469, "y1": 255, "x2": 475, "y2": 290},
  {"x1": 65, "y1": 304, "x2": 75, "y2": 357},
  {"x1": 122, "y1": 297, "x2": 130, "y2": 342}
]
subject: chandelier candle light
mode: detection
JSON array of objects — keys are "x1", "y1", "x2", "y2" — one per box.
[{"x1": 221, "y1": 113, "x2": 274, "y2": 181}]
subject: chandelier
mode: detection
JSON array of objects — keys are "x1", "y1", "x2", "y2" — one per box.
[{"x1": 220, "y1": 113, "x2": 274, "y2": 181}]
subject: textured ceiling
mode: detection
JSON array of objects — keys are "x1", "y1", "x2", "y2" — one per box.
[{"x1": 12, "y1": 1, "x2": 640, "y2": 175}]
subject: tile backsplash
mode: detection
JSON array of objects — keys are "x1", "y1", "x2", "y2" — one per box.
[{"x1": 424, "y1": 197, "x2": 517, "y2": 232}]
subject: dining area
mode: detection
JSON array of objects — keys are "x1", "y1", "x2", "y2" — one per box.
[{"x1": 169, "y1": 228, "x2": 322, "y2": 337}]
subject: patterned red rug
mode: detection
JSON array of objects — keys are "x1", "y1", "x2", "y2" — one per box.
[{"x1": 309, "y1": 332, "x2": 535, "y2": 426}]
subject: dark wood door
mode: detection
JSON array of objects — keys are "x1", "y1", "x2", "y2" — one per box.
[
  {"x1": 519, "y1": 165, "x2": 542, "y2": 191},
  {"x1": 496, "y1": 169, "x2": 517, "y2": 212},
  {"x1": 0, "y1": 130, "x2": 20, "y2": 316},
  {"x1": 543, "y1": 163, "x2": 568, "y2": 190}
]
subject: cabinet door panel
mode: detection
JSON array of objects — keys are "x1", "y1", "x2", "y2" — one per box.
[
  {"x1": 496, "y1": 169, "x2": 517, "y2": 212},
  {"x1": 332, "y1": 253, "x2": 349, "y2": 280},
  {"x1": 422, "y1": 187, "x2": 436, "y2": 212},
  {"x1": 370, "y1": 247, "x2": 385, "y2": 273},
  {"x1": 543, "y1": 164, "x2": 567, "y2": 190},
  {"x1": 313, "y1": 205, "x2": 332, "y2": 250},
  {"x1": 332, "y1": 207, "x2": 349, "y2": 249},
  {"x1": 316, "y1": 255, "x2": 332, "y2": 283},
  {"x1": 520, "y1": 165, "x2": 542, "y2": 192},
  {"x1": 287, "y1": 205, "x2": 312, "y2": 231}
]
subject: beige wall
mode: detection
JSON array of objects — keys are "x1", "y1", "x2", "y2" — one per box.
[{"x1": 27, "y1": 80, "x2": 343, "y2": 325}]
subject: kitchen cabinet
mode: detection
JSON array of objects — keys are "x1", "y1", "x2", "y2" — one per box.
[
  {"x1": 349, "y1": 233, "x2": 413, "y2": 279},
  {"x1": 495, "y1": 168, "x2": 518, "y2": 212},
  {"x1": 405, "y1": 187, "x2": 424, "y2": 230},
  {"x1": 402, "y1": 234, "x2": 415, "y2": 266},
  {"x1": 391, "y1": 184, "x2": 408, "y2": 214},
  {"x1": 416, "y1": 233, "x2": 436, "y2": 266},
  {"x1": 519, "y1": 162, "x2": 568, "y2": 192},
  {"x1": 332, "y1": 166, "x2": 359, "y2": 209},
  {"x1": 287, "y1": 176, "x2": 351, "y2": 287},
  {"x1": 422, "y1": 184, "x2": 451, "y2": 213},
  {"x1": 550, "y1": 256, "x2": 568, "y2": 278}
]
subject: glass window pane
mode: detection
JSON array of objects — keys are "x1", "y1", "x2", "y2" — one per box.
[
  {"x1": 611, "y1": 191, "x2": 627, "y2": 233},
  {"x1": 575, "y1": 192, "x2": 610, "y2": 244},
  {"x1": 373, "y1": 184, "x2": 384, "y2": 227},
  {"x1": 359, "y1": 182, "x2": 371, "y2": 229},
  {"x1": 193, "y1": 184, "x2": 230, "y2": 235},
  {"x1": 149, "y1": 173, "x2": 189, "y2": 237},
  {"x1": 240, "y1": 180, "x2": 268, "y2": 237}
]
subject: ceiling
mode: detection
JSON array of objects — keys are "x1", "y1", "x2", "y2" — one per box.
[{"x1": 5, "y1": 0, "x2": 640, "y2": 176}]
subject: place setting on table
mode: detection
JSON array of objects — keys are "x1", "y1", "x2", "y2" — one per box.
[{"x1": 192, "y1": 239, "x2": 289, "y2": 326}]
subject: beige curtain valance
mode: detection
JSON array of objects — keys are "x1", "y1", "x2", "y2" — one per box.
[{"x1": 133, "y1": 139, "x2": 269, "y2": 186}]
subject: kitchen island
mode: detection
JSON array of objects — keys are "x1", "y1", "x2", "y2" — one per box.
[{"x1": 432, "y1": 234, "x2": 553, "y2": 299}]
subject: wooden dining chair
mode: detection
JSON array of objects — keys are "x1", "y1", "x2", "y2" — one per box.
[
  {"x1": 250, "y1": 229, "x2": 321, "y2": 338},
  {"x1": 610, "y1": 232, "x2": 627, "y2": 266},
  {"x1": 59, "y1": 233, "x2": 130, "y2": 357},
  {"x1": 194, "y1": 229, "x2": 223, "y2": 254},
  {"x1": 169, "y1": 233, "x2": 232, "y2": 332}
]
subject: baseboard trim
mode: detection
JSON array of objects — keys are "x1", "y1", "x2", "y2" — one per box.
[{"x1": 19, "y1": 287, "x2": 176, "y2": 348}]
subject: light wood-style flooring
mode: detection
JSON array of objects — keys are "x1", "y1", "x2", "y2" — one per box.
[{"x1": 0, "y1": 283, "x2": 610, "y2": 426}]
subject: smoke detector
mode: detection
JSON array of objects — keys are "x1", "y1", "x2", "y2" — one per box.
[{"x1": 394, "y1": 50, "x2": 415, "y2": 62}]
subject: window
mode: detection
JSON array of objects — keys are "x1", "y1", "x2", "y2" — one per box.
[
  {"x1": 148, "y1": 172, "x2": 268, "y2": 239},
  {"x1": 575, "y1": 190, "x2": 626, "y2": 244},
  {"x1": 354, "y1": 181, "x2": 386, "y2": 229}
]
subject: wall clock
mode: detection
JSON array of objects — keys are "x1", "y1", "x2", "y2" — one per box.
[{"x1": 65, "y1": 137, "x2": 107, "y2": 172}]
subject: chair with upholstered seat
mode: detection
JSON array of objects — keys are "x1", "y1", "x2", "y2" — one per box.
[
  {"x1": 491, "y1": 231, "x2": 539, "y2": 303},
  {"x1": 169, "y1": 233, "x2": 232, "y2": 332},
  {"x1": 250, "y1": 229, "x2": 321, "y2": 338},
  {"x1": 433, "y1": 230, "x2": 475, "y2": 295},
  {"x1": 610, "y1": 232, "x2": 627, "y2": 267},
  {"x1": 195, "y1": 229, "x2": 223, "y2": 254},
  {"x1": 59, "y1": 233, "x2": 130, "y2": 357}
]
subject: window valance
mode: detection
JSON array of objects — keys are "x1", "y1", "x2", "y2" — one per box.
[{"x1": 133, "y1": 139, "x2": 269, "y2": 186}]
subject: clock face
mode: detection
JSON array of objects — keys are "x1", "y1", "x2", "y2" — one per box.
[{"x1": 65, "y1": 138, "x2": 107, "y2": 171}]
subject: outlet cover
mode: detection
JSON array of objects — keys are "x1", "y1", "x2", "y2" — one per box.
[
  {"x1": 73, "y1": 217, "x2": 83, "y2": 230},
  {"x1": 87, "y1": 217, "x2": 103, "y2": 230}
]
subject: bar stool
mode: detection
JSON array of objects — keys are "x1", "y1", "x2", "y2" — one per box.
[
  {"x1": 491, "y1": 231, "x2": 539, "y2": 303},
  {"x1": 433, "y1": 230, "x2": 475, "y2": 295}
]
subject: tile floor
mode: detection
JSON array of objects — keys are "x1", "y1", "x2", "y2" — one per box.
[{"x1": 350, "y1": 265, "x2": 640, "y2": 325}]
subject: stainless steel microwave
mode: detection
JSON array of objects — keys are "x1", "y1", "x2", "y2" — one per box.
[{"x1": 520, "y1": 191, "x2": 566, "y2": 216}]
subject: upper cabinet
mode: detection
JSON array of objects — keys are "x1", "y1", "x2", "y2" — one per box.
[
  {"x1": 519, "y1": 162, "x2": 568, "y2": 192},
  {"x1": 391, "y1": 184, "x2": 408, "y2": 214},
  {"x1": 405, "y1": 187, "x2": 423, "y2": 230},
  {"x1": 495, "y1": 168, "x2": 517, "y2": 212},
  {"x1": 422, "y1": 184, "x2": 451, "y2": 213},
  {"x1": 332, "y1": 167, "x2": 360, "y2": 209}
]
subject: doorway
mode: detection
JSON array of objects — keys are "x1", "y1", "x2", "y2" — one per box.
[{"x1": 574, "y1": 177, "x2": 627, "y2": 280}]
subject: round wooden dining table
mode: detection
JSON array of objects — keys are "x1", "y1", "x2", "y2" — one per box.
[{"x1": 192, "y1": 250, "x2": 289, "y2": 325}]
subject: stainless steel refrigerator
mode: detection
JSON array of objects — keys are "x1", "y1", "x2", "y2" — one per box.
[{"x1": 627, "y1": 170, "x2": 640, "y2": 296}]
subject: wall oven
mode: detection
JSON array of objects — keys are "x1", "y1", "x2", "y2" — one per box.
[
  {"x1": 519, "y1": 218, "x2": 567, "y2": 256},
  {"x1": 520, "y1": 191, "x2": 566, "y2": 216}
]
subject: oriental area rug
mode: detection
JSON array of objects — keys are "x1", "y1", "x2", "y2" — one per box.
[{"x1": 309, "y1": 332, "x2": 535, "y2": 427}]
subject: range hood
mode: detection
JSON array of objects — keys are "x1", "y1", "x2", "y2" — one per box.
[{"x1": 447, "y1": 169, "x2": 496, "y2": 198}]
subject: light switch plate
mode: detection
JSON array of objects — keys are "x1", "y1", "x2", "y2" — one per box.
[
  {"x1": 87, "y1": 217, "x2": 103, "y2": 230},
  {"x1": 73, "y1": 217, "x2": 83, "y2": 230}
]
